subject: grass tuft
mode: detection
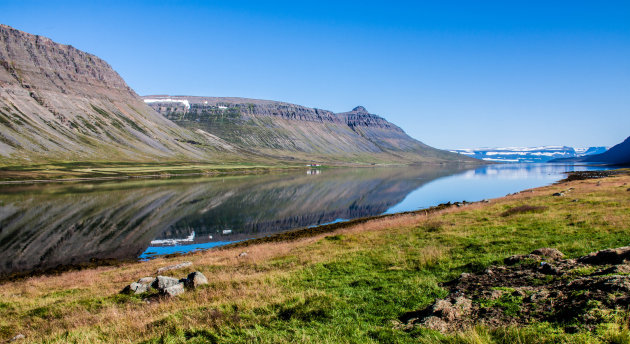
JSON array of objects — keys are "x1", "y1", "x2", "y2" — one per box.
[{"x1": 500, "y1": 205, "x2": 548, "y2": 217}]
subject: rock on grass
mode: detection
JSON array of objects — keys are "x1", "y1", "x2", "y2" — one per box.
[
  {"x1": 152, "y1": 276, "x2": 181, "y2": 290},
  {"x1": 137, "y1": 277, "x2": 154, "y2": 284},
  {"x1": 161, "y1": 283, "x2": 185, "y2": 297},
  {"x1": 156, "y1": 261, "x2": 192, "y2": 274},
  {"x1": 185, "y1": 271, "x2": 208, "y2": 289},
  {"x1": 121, "y1": 282, "x2": 150, "y2": 295}
]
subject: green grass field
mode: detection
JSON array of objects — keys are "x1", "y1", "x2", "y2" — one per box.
[{"x1": 1, "y1": 171, "x2": 629, "y2": 343}]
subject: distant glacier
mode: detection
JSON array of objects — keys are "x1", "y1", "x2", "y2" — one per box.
[{"x1": 449, "y1": 146, "x2": 608, "y2": 163}]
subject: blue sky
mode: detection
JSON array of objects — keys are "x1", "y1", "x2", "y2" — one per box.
[{"x1": 2, "y1": 1, "x2": 629, "y2": 148}]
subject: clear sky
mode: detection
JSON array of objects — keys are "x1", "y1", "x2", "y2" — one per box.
[{"x1": 2, "y1": 0, "x2": 629, "y2": 149}]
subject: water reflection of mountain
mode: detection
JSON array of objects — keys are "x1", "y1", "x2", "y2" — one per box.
[
  {"x1": 461, "y1": 163, "x2": 610, "y2": 179},
  {"x1": 0, "y1": 166, "x2": 466, "y2": 276},
  {"x1": 157, "y1": 166, "x2": 466, "y2": 242}
]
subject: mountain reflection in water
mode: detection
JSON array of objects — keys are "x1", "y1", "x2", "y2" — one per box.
[
  {"x1": 0, "y1": 163, "x2": 611, "y2": 276},
  {"x1": 0, "y1": 165, "x2": 464, "y2": 275}
]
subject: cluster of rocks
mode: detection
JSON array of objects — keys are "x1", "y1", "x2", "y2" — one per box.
[
  {"x1": 552, "y1": 187, "x2": 576, "y2": 197},
  {"x1": 398, "y1": 246, "x2": 630, "y2": 333},
  {"x1": 560, "y1": 170, "x2": 621, "y2": 182},
  {"x1": 121, "y1": 268, "x2": 208, "y2": 297}
]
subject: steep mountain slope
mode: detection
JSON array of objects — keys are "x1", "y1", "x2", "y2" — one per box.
[
  {"x1": 0, "y1": 24, "x2": 229, "y2": 163},
  {"x1": 581, "y1": 136, "x2": 630, "y2": 165},
  {"x1": 143, "y1": 96, "x2": 473, "y2": 163}
]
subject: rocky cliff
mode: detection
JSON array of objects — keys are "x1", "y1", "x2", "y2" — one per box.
[
  {"x1": 0, "y1": 25, "x2": 228, "y2": 163},
  {"x1": 143, "y1": 95, "x2": 473, "y2": 163}
]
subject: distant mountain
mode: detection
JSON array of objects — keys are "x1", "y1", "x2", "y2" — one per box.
[
  {"x1": 143, "y1": 96, "x2": 477, "y2": 163},
  {"x1": 575, "y1": 147, "x2": 609, "y2": 156},
  {"x1": 551, "y1": 136, "x2": 630, "y2": 165},
  {"x1": 450, "y1": 146, "x2": 608, "y2": 163}
]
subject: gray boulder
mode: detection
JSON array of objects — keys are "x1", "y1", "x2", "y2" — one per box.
[
  {"x1": 161, "y1": 283, "x2": 185, "y2": 297},
  {"x1": 156, "y1": 261, "x2": 193, "y2": 274},
  {"x1": 185, "y1": 271, "x2": 209, "y2": 289},
  {"x1": 152, "y1": 276, "x2": 181, "y2": 290},
  {"x1": 121, "y1": 282, "x2": 150, "y2": 295},
  {"x1": 137, "y1": 277, "x2": 154, "y2": 284}
]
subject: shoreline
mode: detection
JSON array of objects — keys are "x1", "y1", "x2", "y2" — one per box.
[
  {"x1": 0, "y1": 161, "x2": 485, "y2": 184},
  {"x1": 0, "y1": 164, "x2": 307, "y2": 185},
  {"x1": 0, "y1": 201, "x2": 469, "y2": 283},
  {"x1": 0, "y1": 168, "x2": 303, "y2": 185}
]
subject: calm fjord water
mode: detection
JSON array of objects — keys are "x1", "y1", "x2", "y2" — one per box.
[{"x1": 0, "y1": 163, "x2": 613, "y2": 275}]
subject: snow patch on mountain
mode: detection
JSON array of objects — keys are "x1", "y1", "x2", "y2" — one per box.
[{"x1": 144, "y1": 97, "x2": 191, "y2": 110}]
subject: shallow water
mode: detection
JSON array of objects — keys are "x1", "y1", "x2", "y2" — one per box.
[{"x1": 0, "y1": 163, "x2": 613, "y2": 275}]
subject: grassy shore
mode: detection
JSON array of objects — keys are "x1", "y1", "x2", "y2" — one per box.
[
  {"x1": 0, "y1": 160, "x2": 423, "y2": 183},
  {"x1": 1, "y1": 171, "x2": 629, "y2": 343},
  {"x1": 0, "y1": 161, "x2": 311, "y2": 183}
]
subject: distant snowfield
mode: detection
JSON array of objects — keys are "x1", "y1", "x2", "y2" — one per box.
[
  {"x1": 144, "y1": 98, "x2": 191, "y2": 110},
  {"x1": 450, "y1": 146, "x2": 608, "y2": 163}
]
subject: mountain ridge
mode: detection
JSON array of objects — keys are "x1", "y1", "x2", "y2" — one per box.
[
  {"x1": 0, "y1": 24, "x2": 477, "y2": 165},
  {"x1": 143, "y1": 95, "x2": 472, "y2": 163},
  {"x1": 0, "y1": 24, "x2": 230, "y2": 163}
]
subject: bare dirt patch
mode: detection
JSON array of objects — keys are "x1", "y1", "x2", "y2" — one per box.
[{"x1": 399, "y1": 246, "x2": 630, "y2": 333}]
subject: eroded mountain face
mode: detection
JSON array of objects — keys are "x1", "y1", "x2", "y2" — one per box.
[
  {"x1": 0, "y1": 25, "x2": 227, "y2": 162},
  {"x1": 143, "y1": 96, "x2": 469, "y2": 163}
]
